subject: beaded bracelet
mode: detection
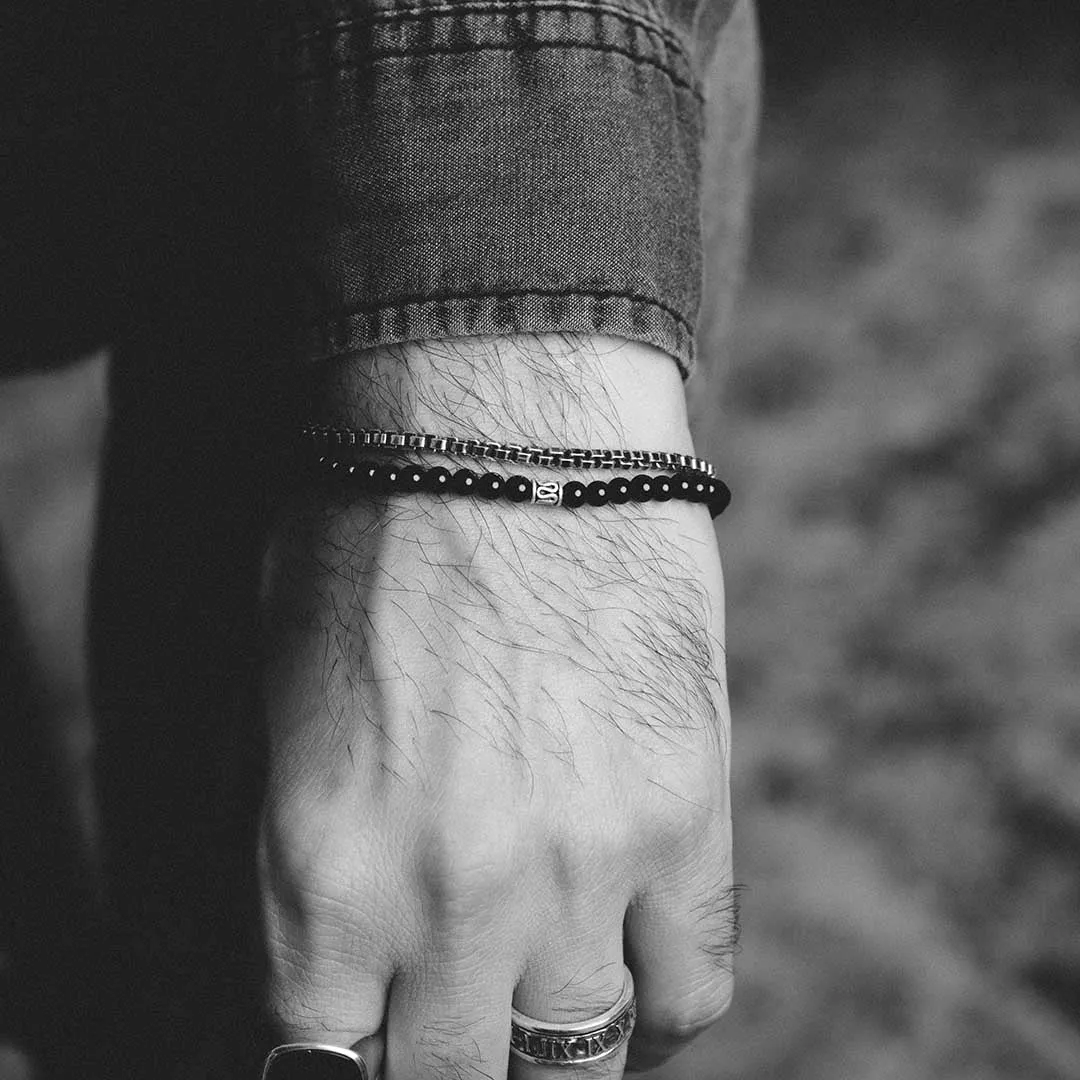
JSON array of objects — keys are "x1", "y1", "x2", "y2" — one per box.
[
  {"x1": 303, "y1": 426, "x2": 716, "y2": 478},
  {"x1": 315, "y1": 457, "x2": 732, "y2": 518}
]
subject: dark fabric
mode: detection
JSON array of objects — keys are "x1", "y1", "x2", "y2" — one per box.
[
  {"x1": 279, "y1": 0, "x2": 728, "y2": 374},
  {"x1": 1, "y1": 0, "x2": 119, "y2": 371},
  {"x1": 0, "y1": 550, "x2": 117, "y2": 1077},
  {"x1": 4, "y1": 0, "x2": 740, "y2": 377},
  {"x1": 88, "y1": 368, "x2": 281, "y2": 1080}
]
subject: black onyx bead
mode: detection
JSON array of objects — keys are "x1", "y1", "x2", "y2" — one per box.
[
  {"x1": 674, "y1": 475, "x2": 694, "y2": 498},
  {"x1": 690, "y1": 478, "x2": 709, "y2": 502},
  {"x1": 629, "y1": 475, "x2": 654, "y2": 502},
  {"x1": 401, "y1": 466, "x2": 426, "y2": 492},
  {"x1": 506, "y1": 475, "x2": 533, "y2": 503},
  {"x1": 562, "y1": 480, "x2": 586, "y2": 509},
  {"x1": 653, "y1": 476, "x2": 673, "y2": 502},
  {"x1": 608, "y1": 477, "x2": 631, "y2": 505},
  {"x1": 423, "y1": 466, "x2": 451, "y2": 492},
  {"x1": 585, "y1": 480, "x2": 610, "y2": 507},
  {"x1": 451, "y1": 468, "x2": 478, "y2": 494},
  {"x1": 372, "y1": 464, "x2": 397, "y2": 492},
  {"x1": 710, "y1": 480, "x2": 732, "y2": 516},
  {"x1": 476, "y1": 473, "x2": 504, "y2": 498}
]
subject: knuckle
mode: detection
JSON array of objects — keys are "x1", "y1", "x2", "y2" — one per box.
[
  {"x1": 418, "y1": 818, "x2": 521, "y2": 919},
  {"x1": 650, "y1": 980, "x2": 734, "y2": 1043},
  {"x1": 643, "y1": 771, "x2": 728, "y2": 855},
  {"x1": 261, "y1": 811, "x2": 358, "y2": 916},
  {"x1": 654, "y1": 801, "x2": 712, "y2": 857}
]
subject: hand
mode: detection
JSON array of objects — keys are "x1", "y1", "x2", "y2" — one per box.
[{"x1": 257, "y1": 337, "x2": 737, "y2": 1079}]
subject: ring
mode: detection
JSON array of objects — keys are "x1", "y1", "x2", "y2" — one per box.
[
  {"x1": 510, "y1": 965, "x2": 637, "y2": 1066},
  {"x1": 262, "y1": 1043, "x2": 369, "y2": 1080}
]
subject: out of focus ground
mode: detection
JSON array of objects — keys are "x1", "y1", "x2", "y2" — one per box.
[
  {"x1": 670, "y1": 38, "x2": 1080, "y2": 1080},
  {"x1": 3, "y1": 21, "x2": 1080, "y2": 1080}
]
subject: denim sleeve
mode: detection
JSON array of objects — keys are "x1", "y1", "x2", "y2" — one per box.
[
  {"x1": 281, "y1": 0, "x2": 743, "y2": 378},
  {"x1": 3, "y1": 0, "x2": 746, "y2": 379}
]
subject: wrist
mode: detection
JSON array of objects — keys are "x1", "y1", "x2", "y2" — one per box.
[{"x1": 308, "y1": 334, "x2": 696, "y2": 456}]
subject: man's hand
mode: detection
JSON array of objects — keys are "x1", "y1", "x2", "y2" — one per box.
[{"x1": 257, "y1": 336, "x2": 737, "y2": 1078}]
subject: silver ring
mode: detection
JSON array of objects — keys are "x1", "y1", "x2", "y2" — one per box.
[
  {"x1": 510, "y1": 965, "x2": 637, "y2": 1066},
  {"x1": 262, "y1": 1042, "x2": 369, "y2": 1079}
]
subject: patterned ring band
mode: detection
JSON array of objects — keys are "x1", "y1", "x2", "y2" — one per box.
[{"x1": 510, "y1": 966, "x2": 637, "y2": 1067}]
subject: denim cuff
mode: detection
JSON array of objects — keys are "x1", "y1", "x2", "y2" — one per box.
[{"x1": 283, "y1": 0, "x2": 707, "y2": 376}]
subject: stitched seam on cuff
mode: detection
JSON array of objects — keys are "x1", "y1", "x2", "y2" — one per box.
[
  {"x1": 295, "y1": 0, "x2": 685, "y2": 57},
  {"x1": 301, "y1": 291, "x2": 697, "y2": 376},
  {"x1": 286, "y1": 1, "x2": 700, "y2": 100},
  {"x1": 292, "y1": 41, "x2": 700, "y2": 98},
  {"x1": 318, "y1": 287, "x2": 693, "y2": 336}
]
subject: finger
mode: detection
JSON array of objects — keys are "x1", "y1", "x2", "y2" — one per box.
[
  {"x1": 349, "y1": 1033, "x2": 385, "y2": 1080},
  {"x1": 262, "y1": 1035, "x2": 385, "y2": 1080},
  {"x1": 510, "y1": 919, "x2": 630, "y2": 1080},
  {"x1": 263, "y1": 893, "x2": 389, "y2": 1078},
  {"x1": 268, "y1": 962, "x2": 386, "y2": 1052},
  {"x1": 623, "y1": 853, "x2": 738, "y2": 1072},
  {"x1": 383, "y1": 951, "x2": 516, "y2": 1080}
]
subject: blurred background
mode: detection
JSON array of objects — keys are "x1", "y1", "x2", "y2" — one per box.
[{"x1": 2, "y1": 2, "x2": 1079, "y2": 1078}]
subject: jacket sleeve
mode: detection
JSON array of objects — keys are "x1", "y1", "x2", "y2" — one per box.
[
  {"x1": 2, "y1": 0, "x2": 752, "y2": 379},
  {"x1": 278, "y1": 0, "x2": 748, "y2": 378}
]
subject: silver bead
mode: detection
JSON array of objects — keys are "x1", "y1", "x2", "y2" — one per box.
[{"x1": 533, "y1": 481, "x2": 561, "y2": 506}]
